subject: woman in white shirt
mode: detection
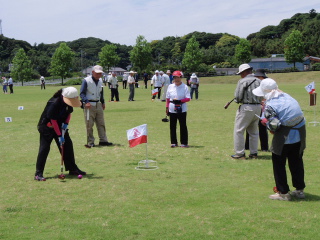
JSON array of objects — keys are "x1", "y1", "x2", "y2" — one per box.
[{"x1": 165, "y1": 71, "x2": 191, "y2": 148}]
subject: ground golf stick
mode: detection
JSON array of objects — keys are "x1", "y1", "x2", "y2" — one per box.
[
  {"x1": 84, "y1": 108, "x2": 91, "y2": 148},
  {"x1": 224, "y1": 98, "x2": 235, "y2": 109},
  {"x1": 59, "y1": 126, "x2": 66, "y2": 179}
]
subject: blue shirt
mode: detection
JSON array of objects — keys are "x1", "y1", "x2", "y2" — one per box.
[{"x1": 265, "y1": 93, "x2": 305, "y2": 144}]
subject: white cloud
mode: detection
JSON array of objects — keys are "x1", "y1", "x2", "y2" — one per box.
[{"x1": 1, "y1": 0, "x2": 319, "y2": 45}]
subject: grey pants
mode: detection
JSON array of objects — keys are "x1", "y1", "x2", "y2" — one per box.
[
  {"x1": 234, "y1": 104, "x2": 261, "y2": 155},
  {"x1": 84, "y1": 102, "x2": 108, "y2": 145},
  {"x1": 128, "y1": 84, "x2": 135, "y2": 100}
]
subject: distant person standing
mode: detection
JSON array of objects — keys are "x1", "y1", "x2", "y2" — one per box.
[
  {"x1": 128, "y1": 71, "x2": 136, "y2": 101},
  {"x1": 8, "y1": 76, "x2": 13, "y2": 94},
  {"x1": 2, "y1": 77, "x2": 8, "y2": 94},
  {"x1": 40, "y1": 76, "x2": 46, "y2": 90},
  {"x1": 160, "y1": 71, "x2": 170, "y2": 102},
  {"x1": 231, "y1": 64, "x2": 262, "y2": 159},
  {"x1": 107, "y1": 72, "x2": 120, "y2": 101},
  {"x1": 122, "y1": 72, "x2": 128, "y2": 89},
  {"x1": 80, "y1": 65, "x2": 113, "y2": 148},
  {"x1": 143, "y1": 72, "x2": 148, "y2": 89},
  {"x1": 189, "y1": 73, "x2": 200, "y2": 100},
  {"x1": 151, "y1": 70, "x2": 164, "y2": 101},
  {"x1": 135, "y1": 73, "x2": 140, "y2": 88}
]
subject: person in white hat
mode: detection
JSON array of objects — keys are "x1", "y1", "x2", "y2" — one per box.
[
  {"x1": 160, "y1": 70, "x2": 170, "y2": 101},
  {"x1": 128, "y1": 71, "x2": 136, "y2": 101},
  {"x1": 40, "y1": 76, "x2": 46, "y2": 90},
  {"x1": 189, "y1": 73, "x2": 200, "y2": 100},
  {"x1": 35, "y1": 87, "x2": 85, "y2": 181},
  {"x1": 151, "y1": 70, "x2": 164, "y2": 101},
  {"x1": 107, "y1": 72, "x2": 120, "y2": 101},
  {"x1": 252, "y1": 78, "x2": 306, "y2": 201},
  {"x1": 231, "y1": 63, "x2": 263, "y2": 160},
  {"x1": 80, "y1": 65, "x2": 113, "y2": 148}
]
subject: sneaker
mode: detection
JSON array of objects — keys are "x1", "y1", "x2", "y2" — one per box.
[
  {"x1": 99, "y1": 141, "x2": 113, "y2": 146},
  {"x1": 249, "y1": 153, "x2": 258, "y2": 159},
  {"x1": 171, "y1": 144, "x2": 178, "y2": 148},
  {"x1": 290, "y1": 189, "x2": 305, "y2": 199},
  {"x1": 84, "y1": 143, "x2": 95, "y2": 148},
  {"x1": 231, "y1": 154, "x2": 246, "y2": 160},
  {"x1": 269, "y1": 192, "x2": 291, "y2": 201},
  {"x1": 34, "y1": 174, "x2": 46, "y2": 181},
  {"x1": 180, "y1": 144, "x2": 189, "y2": 148},
  {"x1": 69, "y1": 169, "x2": 87, "y2": 175}
]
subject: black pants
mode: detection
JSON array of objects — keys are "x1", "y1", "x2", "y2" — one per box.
[
  {"x1": 9, "y1": 84, "x2": 13, "y2": 94},
  {"x1": 41, "y1": 83, "x2": 45, "y2": 90},
  {"x1": 111, "y1": 88, "x2": 119, "y2": 101},
  {"x1": 272, "y1": 142, "x2": 305, "y2": 194},
  {"x1": 245, "y1": 121, "x2": 269, "y2": 151},
  {"x1": 36, "y1": 128, "x2": 78, "y2": 174},
  {"x1": 152, "y1": 87, "x2": 162, "y2": 99},
  {"x1": 123, "y1": 81, "x2": 127, "y2": 89},
  {"x1": 144, "y1": 80, "x2": 148, "y2": 89},
  {"x1": 169, "y1": 112, "x2": 188, "y2": 145}
]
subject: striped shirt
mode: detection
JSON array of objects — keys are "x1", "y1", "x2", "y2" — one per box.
[{"x1": 234, "y1": 74, "x2": 262, "y2": 104}]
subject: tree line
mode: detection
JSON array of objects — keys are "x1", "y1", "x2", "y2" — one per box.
[{"x1": 0, "y1": 9, "x2": 319, "y2": 83}]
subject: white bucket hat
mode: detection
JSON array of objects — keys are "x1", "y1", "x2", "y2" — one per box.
[
  {"x1": 92, "y1": 65, "x2": 104, "y2": 73},
  {"x1": 252, "y1": 78, "x2": 283, "y2": 100},
  {"x1": 62, "y1": 87, "x2": 81, "y2": 107},
  {"x1": 236, "y1": 64, "x2": 253, "y2": 75}
]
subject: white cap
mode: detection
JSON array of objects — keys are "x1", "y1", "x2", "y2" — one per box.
[
  {"x1": 155, "y1": 70, "x2": 159, "y2": 73},
  {"x1": 236, "y1": 64, "x2": 252, "y2": 75},
  {"x1": 92, "y1": 65, "x2": 104, "y2": 73},
  {"x1": 62, "y1": 87, "x2": 81, "y2": 107},
  {"x1": 166, "y1": 70, "x2": 171, "y2": 74},
  {"x1": 252, "y1": 78, "x2": 278, "y2": 97},
  {"x1": 159, "y1": 71, "x2": 164, "y2": 74},
  {"x1": 191, "y1": 73, "x2": 197, "y2": 78}
]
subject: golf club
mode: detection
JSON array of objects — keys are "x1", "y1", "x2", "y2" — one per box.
[
  {"x1": 58, "y1": 125, "x2": 66, "y2": 180},
  {"x1": 84, "y1": 108, "x2": 91, "y2": 148},
  {"x1": 224, "y1": 98, "x2": 235, "y2": 109}
]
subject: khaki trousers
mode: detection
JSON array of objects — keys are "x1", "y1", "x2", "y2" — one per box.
[
  {"x1": 84, "y1": 102, "x2": 108, "y2": 145},
  {"x1": 234, "y1": 104, "x2": 261, "y2": 155}
]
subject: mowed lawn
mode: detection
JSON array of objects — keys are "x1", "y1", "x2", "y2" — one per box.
[{"x1": 1, "y1": 72, "x2": 320, "y2": 239}]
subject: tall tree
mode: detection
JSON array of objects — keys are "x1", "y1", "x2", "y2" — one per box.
[
  {"x1": 171, "y1": 42, "x2": 182, "y2": 65},
  {"x1": 284, "y1": 30, "x2": 305, "y2": 68},
  {"x1": 129, "y1": 35, "x2": 152, "y2": 73},
  {"x1": 49, "y1": 42, "x2": 75, "y2": 85},
  {"x1": 235, "y1": 38, "x2": 252, "y2": 64},
  {"x1": 182, "y1": 35, "x2": 203, "y2": 72},
  {"x1": 98, "y1": 44, "x2": 120, "y2": 73},
  {"x1": 11, "y1": 48, "x2": 32, "y2": 86}
]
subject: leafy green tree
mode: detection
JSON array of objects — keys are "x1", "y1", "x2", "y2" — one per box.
[
  {"x1": 49, "y1": 42, "x2": 75, "y2": 85},
  {"x1": 11, "y1": 48, "x2": 32, "y2": 86},
  {"x1": 235, "y1": 38, "x2": 252, "y2": 64},
  {"x1": 284, "y1": 30, "x2": 305, "y2": 68},
  {"x1": 98, "y1": 44, "x2": 120, "y2": 73},
  {"x1": 182, "y1": 35, "x2": 203, "y2": 72},
  {"x1": 130, "y1": 35, "x2": 152, "y2": 73},
  {"x1": 171, "y1": 42, "x2": 182, "y2": 65}
]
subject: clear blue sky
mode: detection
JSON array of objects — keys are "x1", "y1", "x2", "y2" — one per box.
[{"x1": 1, "y1": 0, "x2": 319, "y2": 46}]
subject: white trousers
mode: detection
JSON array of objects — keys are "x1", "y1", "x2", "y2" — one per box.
[{"x1": 234, "y1": 104, "x2": 261, "y2": 155}]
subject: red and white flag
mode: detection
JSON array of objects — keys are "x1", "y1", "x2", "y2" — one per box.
[
  {"x1": 151, "y1": 88, "x2": 159, "y2": 96},
  {"x1": 305, "y1": 82, "x2": 315, "y2": 94},
  {"x1": 126, "y1": 124, "x2": 148, "y2": 148}
]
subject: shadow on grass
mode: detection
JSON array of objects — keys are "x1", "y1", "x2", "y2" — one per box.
[
  {"x1": 45, "y1": 174, "x2": 103, "y2": 181},
  {"x1": 188, "y1": 145, "x2": 205, "y2": 148},
  {"x1": 87, "y1": 143, "x2": 124, "y2": 148},
  {"x1": 292, "y1": 193, "x2": 320, "y2": 202},
  {"x1": 256, "y1": 155, "x2": 273, "y2": 160}
]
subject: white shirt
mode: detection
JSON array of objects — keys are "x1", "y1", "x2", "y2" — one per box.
[
  {"x1": 8, "y1": 78, "x2": 13, "y2": 85},
  {"x1": 128, "y1": 75, "x2": 135, "y2": 84},
  {"x1": 166, "y1": 83, "x2": 190, "y2": 113},
  {"x1": 161, "y1": 74, "x2": 170, "y2": 86},
  {"x1": 108, "y1": 76, "x2": 118, "y2": 88},
  {"x1": 151, "y1": 74, "x2": 164, "y2": 87}
]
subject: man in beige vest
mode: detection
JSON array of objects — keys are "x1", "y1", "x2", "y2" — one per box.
[{"x1": 80, "y1": 65, "x2": 113, "y2": 148}]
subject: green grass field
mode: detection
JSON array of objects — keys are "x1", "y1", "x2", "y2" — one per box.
[{"x1": 1, "y1": 72, "x2": 320, "y2": 239}]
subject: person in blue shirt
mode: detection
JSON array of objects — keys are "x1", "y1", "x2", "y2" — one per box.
[{"x1": 252, "y1": 78, "x2": 306, "y2": 201}]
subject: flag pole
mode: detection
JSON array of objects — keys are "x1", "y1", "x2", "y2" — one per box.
[{"x1": 145, "y1": 142, "x2": 149, "y2": 168}]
